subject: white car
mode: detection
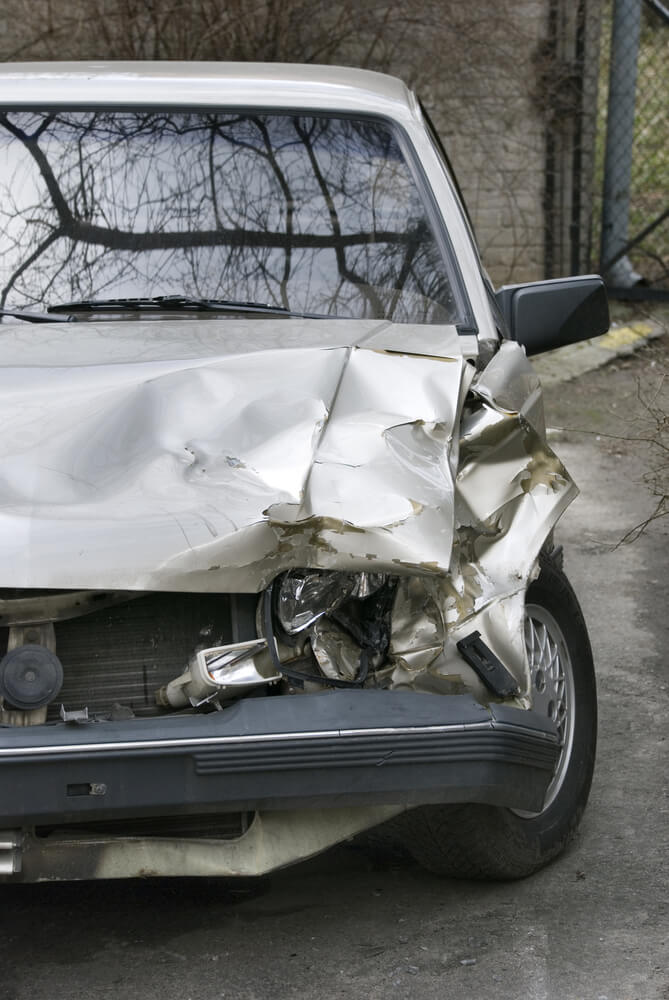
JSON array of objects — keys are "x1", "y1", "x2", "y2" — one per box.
[{"x1": 0, "y1": 62, "x2": 607, "y2": 883}]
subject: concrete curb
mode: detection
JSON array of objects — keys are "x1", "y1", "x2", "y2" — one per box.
[{"x1": 531, "y1": 320, "x2": 665, "y2": 388}]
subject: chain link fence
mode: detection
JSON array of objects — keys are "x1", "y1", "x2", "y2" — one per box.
[{"x1": 594, "y1": 0, "x2": 669, "y2": 296}]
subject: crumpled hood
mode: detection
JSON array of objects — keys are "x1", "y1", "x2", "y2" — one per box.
[{"x1": 0, "y1": 318, "x2": 481, "y2": 591}]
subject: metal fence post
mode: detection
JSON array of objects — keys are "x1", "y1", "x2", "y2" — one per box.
[{"x1": 600, "y1": 0, "x2": 642, "y2": 285}]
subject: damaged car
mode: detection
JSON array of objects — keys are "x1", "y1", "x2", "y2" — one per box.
[{"x1": 0, "y1": 62, "x2": 607, "y2": 882}]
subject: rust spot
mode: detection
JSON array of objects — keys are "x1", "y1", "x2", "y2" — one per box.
[
  {"x1": 519, "y1": 430, "x2": 569, "y2": 494},
  {"x1": 373, "y1": 349, "x2": 458, "y2": 363},
  {"x1": 272, "y1": 515, "x2": 366, "y2": 537}
]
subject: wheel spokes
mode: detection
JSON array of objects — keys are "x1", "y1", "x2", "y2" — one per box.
[{"x1": 522, "y1": 605, "x2": 576, "y2": 812}]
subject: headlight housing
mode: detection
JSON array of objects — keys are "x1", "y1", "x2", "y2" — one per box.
[{"x1": 276, "y1": 570, "x2": 386, "y2": 636}]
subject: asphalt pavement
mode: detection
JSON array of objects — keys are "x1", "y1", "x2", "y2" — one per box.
[{"x1": 1, "y1": 323, "x2": 667, "y2": 1000}]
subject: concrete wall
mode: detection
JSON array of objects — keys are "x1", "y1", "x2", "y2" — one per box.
[
  {"x1": 419, "y1": 0, "x2": 602, "y2": 284},
  {"x1": 422, "y1": 2, "x2": 549, "y2": 284}
]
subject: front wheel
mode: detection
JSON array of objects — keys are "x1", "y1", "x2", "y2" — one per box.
[{"x1": 404, "y1": 556, "x2": 597, "y2": 880}]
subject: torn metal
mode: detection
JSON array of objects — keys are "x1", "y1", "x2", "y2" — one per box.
[
  {"x1": 0, "y1": 319, "x2": 576, "y2": 707},
  {"x1": 156, "y1": 638, "x2": 280, "y2": 709}
]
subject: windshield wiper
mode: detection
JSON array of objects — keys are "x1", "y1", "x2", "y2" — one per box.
[
  {"x1": 47, "y1": 295, "x2": 326, "y2": 319},
  {"x1": 0, "y1": 307, "x2": 72, "y2": 324}
]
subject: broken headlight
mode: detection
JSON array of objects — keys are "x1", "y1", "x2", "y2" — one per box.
[
  {"x1": 276, "y1": 569, "x2": 387, "y2": 635},
  {"x1": 156, "y1": 638, "x2": 281, "y2": 709}
]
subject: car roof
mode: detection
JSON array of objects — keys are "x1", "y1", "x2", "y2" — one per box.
[{"x1": 0, "y1": 62, "x2": 420, "y2": 122}]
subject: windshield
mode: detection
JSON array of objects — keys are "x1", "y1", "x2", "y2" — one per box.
[{"x1": 0, "y1": 110, "x2": 459, "y2": 324}]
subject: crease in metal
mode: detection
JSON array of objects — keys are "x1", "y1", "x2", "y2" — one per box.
[{"x1": 0, "y1": 318, "x2": 577, "y2": 706}]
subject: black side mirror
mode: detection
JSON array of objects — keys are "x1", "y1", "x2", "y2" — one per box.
[{"x1": 495, "y1": 275, "x2": 609, "y2": 356}]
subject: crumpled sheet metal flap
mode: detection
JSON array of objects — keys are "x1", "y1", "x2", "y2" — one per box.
[
  {"x1": 386, "y1": 344, "x2": 578, "y2": 700},
  {"x1": 456, "y1": 345, "x2": 577, "y2": 588},
  {"x1": 268, "y1": 347, "x2": 471, "y2": 572},
  {"x1": 470, "y1": 340, "x2": 540, "y2": 415},
  {"x1": 469, "y1": 339, "x2": 546, "y2": 436},
  {"x1": 0, "y1": 320, "x2": 474, "y2": 591}
]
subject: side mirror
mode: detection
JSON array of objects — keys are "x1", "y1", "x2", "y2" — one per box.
[{"x1": 495, "y1": 275, "x2": 609, "y2": 356}]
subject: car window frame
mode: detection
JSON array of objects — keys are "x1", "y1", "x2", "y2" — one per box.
[{"x1": 0, "y1": 103, "x2": 478, "y2": 332}]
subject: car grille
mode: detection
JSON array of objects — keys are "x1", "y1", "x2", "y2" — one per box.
[{"x1": 0, "y1": 591, "x2": 258, "y2": 720}]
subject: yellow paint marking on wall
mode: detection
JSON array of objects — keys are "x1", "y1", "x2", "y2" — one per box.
[{"x1": 598, "y1": 322, "x2": 653, "y2": 351}]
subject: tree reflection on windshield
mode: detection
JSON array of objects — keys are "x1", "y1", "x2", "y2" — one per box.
[{"x1": 0, "y1": 111, "x2": 457, "y2": 323}]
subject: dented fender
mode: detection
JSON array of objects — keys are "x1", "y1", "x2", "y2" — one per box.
[{"x1": 0, "y1": 320, "x2": 575, "y2": 703}]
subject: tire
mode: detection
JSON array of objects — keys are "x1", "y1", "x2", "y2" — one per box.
[{"x1": 404, "y1": 556, "x2": 597, "y2": 880}]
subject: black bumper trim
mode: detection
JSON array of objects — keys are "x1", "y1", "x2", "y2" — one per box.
[
  {"x1": 0, "y1": 691, "x2": 560, "y2": 823},
  {"x1": 193, "y1": 731, "x2": 557, "y2": 774},
  {"x1": 0, "y1": 721, "x2": 497, "y2": 757}
]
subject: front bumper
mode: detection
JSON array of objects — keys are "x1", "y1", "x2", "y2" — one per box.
[{"x1": 1, "y1": 691, "x2": 559, "y2": 827}]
